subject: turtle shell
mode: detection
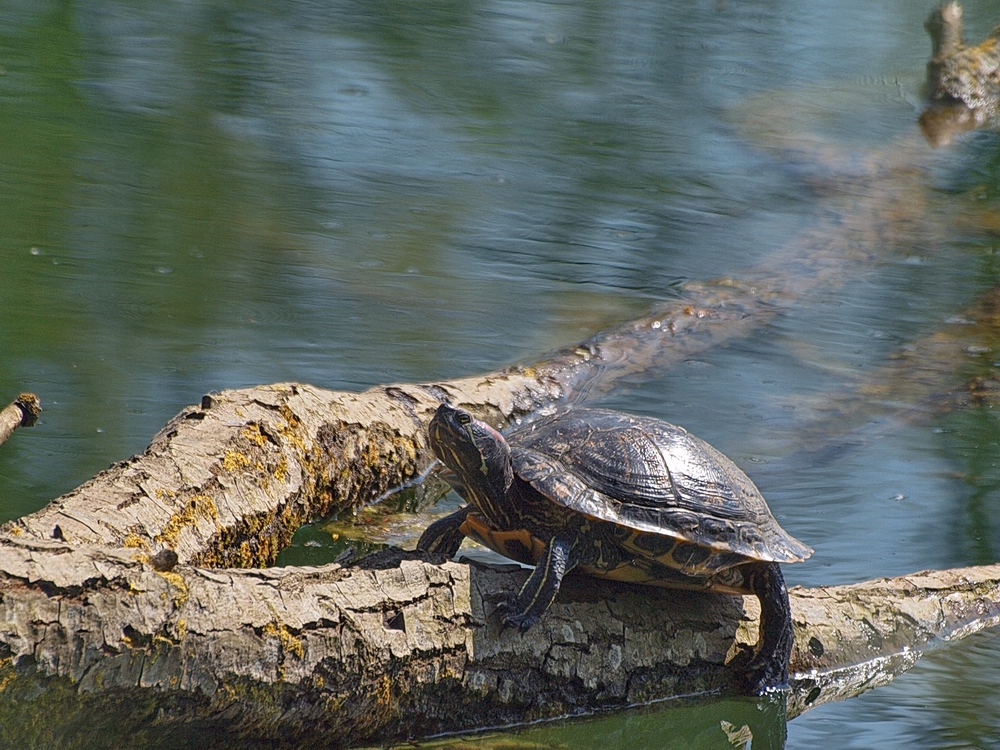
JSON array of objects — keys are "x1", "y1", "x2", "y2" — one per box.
[{"x1": 506, "y1": 409, "x2": 812, "y2": 564}]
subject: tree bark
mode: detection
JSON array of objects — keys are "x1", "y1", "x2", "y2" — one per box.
[{"x1": 1, "y1": 536, "x2": 998, "y2": 749}]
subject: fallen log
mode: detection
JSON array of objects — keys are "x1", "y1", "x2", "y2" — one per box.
[
  {"x1": 2, "y1": 271, "x2": 998, "y2": 745},
  {"x1": 1, "y1": 537, "x2": 998, "y2": 749},
  {"x1": 0, "y1": 81, "x2": 951, "y2": 566},
  {"x1": 0, "y1": 272, "x2": 823, "y2": 748},
  {"x1": 5, "y1": 333, "x2": 1000, "y2": 747}
]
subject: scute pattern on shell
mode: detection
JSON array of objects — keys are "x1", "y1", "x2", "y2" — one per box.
[{"x1": 507, "y1": 409, "x2": 811, "y2": 563}]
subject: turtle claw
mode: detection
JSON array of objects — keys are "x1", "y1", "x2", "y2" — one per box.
[
  {"x1": 490, "y1": 593, "x2": 538, "y2": 632},
  {"x1": 730, "y1": 647, "x2": 788, "y2": 695},
  {"x1": 743, "y1": 666, "x2": 789, "y2": 696},
  {"x1": 500, "y1": 610, "x2": 539, "y2": 633},
  {"x1": 746, "y1": 653, "x2": 791, "y2": 695}
]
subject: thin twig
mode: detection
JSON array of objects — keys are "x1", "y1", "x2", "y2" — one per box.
[{"x1": 0, "y1": 393, "x2": 41, "y2": 449}]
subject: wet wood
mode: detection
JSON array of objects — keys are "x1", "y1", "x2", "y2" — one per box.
[
  {"x1": 0, "y1": 219, "x2": 984, "y2": 744},
  {"x1": 0, "y1": 39, "x2": 963, "y2": 568},
  {"x1": 788, "y1": 563, "x2": 1000, "y2": 716},
  {"x1": 0, "y1": 288, "x2": 811, "y2": 567}
]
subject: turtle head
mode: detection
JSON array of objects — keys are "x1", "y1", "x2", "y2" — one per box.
[{"x1": 428, "y1": 404, "x2": 514, "y2": 525}]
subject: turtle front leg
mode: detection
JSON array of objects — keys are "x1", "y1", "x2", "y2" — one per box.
[
  {"x1": 743, "y1": 562, "x2": 794, "y2": 694},
  {"x1": 417, "y1": 506, "x2": 471, "y2": 557},
  {"x1": 497, "y1": 533, "x2": 577, "y2": 632}
]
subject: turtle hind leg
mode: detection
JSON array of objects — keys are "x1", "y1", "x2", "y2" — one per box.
[
  {"x1": 497, "y1": 533, "x2": 576, "y2": 632},
  {"x1": 417, "y1": 506, "x2": 471, "y2": 557},
  {"x1": 742, "y1": 562, "x2": 794, "y2": 694}
]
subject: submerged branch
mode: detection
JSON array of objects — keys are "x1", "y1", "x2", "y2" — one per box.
[{"x1": 921, "y1": 1, "x2": 1000, "y2": 145}]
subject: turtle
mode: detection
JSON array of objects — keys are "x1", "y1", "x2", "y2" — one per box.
[{"x1": 416, "y1": 403, "x2": 813, "y2": 693}]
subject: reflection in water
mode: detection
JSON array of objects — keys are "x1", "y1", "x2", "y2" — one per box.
[
  {"x1": 919, "y1": 101, "x2": 983, "y2": 146},
  {"x1": 420, "y1": 693, "x2": 787, "y2": 750}
]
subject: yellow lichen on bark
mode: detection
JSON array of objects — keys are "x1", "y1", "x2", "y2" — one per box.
[
  {"x1": 122, "y1": 533, "x2": 148, "y2": 550},
  {"x1": 262, "y1": 620, "x2": 304, "y2": 659},
  {"x1": 272, "y1": 457, "x2": 289, "y2": 483},
  {"x1": 241, "y1": 423, "x2": 270, "y2": 447},
  {"x1": 155, "y1": 495, "x2": 220, "y2": 549},
  {"x1": 223, "y1": 450, "x2": 252, "y2": 472},
  {"x1": 155, "y1": 569, "x2": 190, "y2": 607}
]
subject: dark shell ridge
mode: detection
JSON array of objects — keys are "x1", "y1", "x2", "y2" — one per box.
[{"x1": 507, "y1": 409, "x2": 812, "y2": 563}]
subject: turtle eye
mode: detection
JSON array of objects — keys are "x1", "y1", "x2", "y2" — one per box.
[{"x1": 456, "y1": 412, "x2": 472, "y2": 426}]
